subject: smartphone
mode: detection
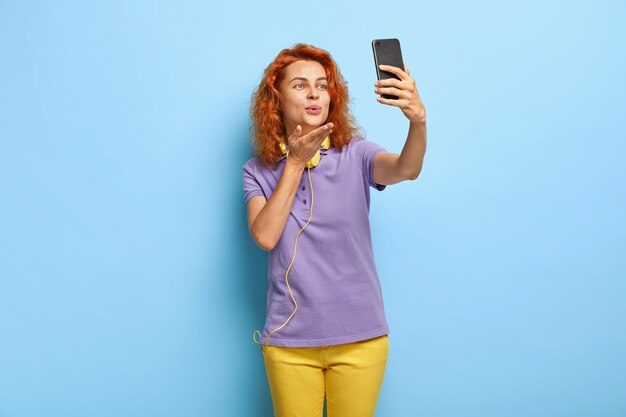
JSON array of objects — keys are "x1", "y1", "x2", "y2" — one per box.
[{"x1": 372, "y1": 38, "x2": 404, "y2": 100}]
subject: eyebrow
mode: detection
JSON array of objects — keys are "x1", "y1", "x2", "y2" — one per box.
[{"x1": 288, "y1": 77, "x2": 328, "y2": 83}]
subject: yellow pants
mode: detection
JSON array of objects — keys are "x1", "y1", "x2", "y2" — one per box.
[{"x1": 262, "y1": 335, "x2": 389, "y2": 417}]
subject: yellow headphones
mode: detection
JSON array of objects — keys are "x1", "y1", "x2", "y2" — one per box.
[
  {"x1": 278, "y1": 135, "x2": 331, "y2": 168},
  {"x1": 252, "y1": 135, "x2": 331, "y2": 349}
]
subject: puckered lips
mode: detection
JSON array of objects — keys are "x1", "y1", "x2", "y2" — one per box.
[{"x1": 304, "y1": 105, "x2": 322, "y2": 115}]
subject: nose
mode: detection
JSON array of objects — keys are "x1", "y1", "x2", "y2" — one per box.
[{"x1": 307, "y1": 87, "x2": 319, "y2": 100}]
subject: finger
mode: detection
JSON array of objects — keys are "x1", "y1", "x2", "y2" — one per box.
[
  {"x1": 311, "y1": 122, "x2": 334, "y2": 137},
  {"x1": 378, "y1": 64, "x2": 408, "y2": 81},
  {"x1": 376, "y1": 96, "x2": 409, "y2": 107},
  {"x1": 404, "y1": 62, "x2": 411, "y2": 76},
  {"x1": 375, "y1": 86, "x2": 409, "y2": 99},
  {"x1": 287, "y1": 125, "x2": 302, "y2": 143},
  {"x1": 375, "y1": 77, "x2": 404, "y2": 88},
  {"x1": 302, "y1": 123, "x2": 333, "y2": 144}
]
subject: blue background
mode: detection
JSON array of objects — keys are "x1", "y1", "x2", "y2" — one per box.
[{"x1": 1, "y1": 1, "x2": 625, "y2": 416}]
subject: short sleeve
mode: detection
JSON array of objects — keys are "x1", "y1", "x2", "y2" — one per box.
[
  {"x1": 351, "y1": 138, "x2": 387, "y2": 191},
  {"x1": 242, "y1": 159, "x2": 266, "y2": 203}
]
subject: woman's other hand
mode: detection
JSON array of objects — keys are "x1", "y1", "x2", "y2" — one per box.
[{"x1": 285, "y1": 122, "x2": 334, "y2": 168}]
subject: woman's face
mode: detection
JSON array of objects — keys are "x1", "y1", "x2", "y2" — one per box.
[{"x1": 278, "y1": 60, "x2": 331, "y2": 137}]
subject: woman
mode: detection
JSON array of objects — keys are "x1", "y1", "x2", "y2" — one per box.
[{"x1": 242, "y1": 43, "x2": 426, "y2": 417}]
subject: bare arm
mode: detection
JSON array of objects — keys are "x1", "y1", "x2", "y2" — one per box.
[
  {"x1": 247, "y1": 123, "x2": 333, "y2": 251},
  {"x1": 247, "y1": 158, "x2": 304, "y2": 251},
  {"x1": 373, "y1": 120, "x2": 427, "y2": 185},
  {"x1": 373, "y1": 63, "x2": 427, "y2": 185}
]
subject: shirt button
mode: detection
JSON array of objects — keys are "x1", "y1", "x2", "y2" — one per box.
[
  {"x1": 303, "y1": 199, "x2": 307, "y2": 205},
  {"x1": 301, "y1": 186, "x2": 305, "y2": 191}
]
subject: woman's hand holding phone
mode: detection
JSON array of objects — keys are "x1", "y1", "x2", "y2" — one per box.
[{"x1": 374, "y1": 64, "x2": 426, "y2": 124}]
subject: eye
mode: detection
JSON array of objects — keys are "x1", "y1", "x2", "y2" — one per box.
[
  {"x1": 317, "y1": 84, "x2": 328, "y2": 90},
  {"x1": 294, "y1": 83, "x2": 304, "y2": 89}
]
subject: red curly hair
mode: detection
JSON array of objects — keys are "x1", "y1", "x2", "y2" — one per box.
[{"x1": 250, "y1": 44, "x2": 359, "y2": 167}]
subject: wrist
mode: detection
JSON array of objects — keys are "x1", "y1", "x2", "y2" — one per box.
[
  {"x1": 408, "y1": 106, "x2": 426, "y2": 125},
  {"x1": 285, "y1": 155, "x2": 306, "y2": 172},
  {"x1": 409, "y1": 116, "x2": 426, "y2": 127}
]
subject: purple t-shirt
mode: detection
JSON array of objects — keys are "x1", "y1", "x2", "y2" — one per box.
[{"x1": 242, "y1": 136, "x2": 390, "y2": 347}]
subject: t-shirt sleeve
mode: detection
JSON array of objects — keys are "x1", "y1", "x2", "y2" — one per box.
[
  {"x1": 242, "y1": 160, "x2": 266, "y2": 203},
  {"x1": 353, "y1": 138, "x2": 387, "y2": 191}
]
